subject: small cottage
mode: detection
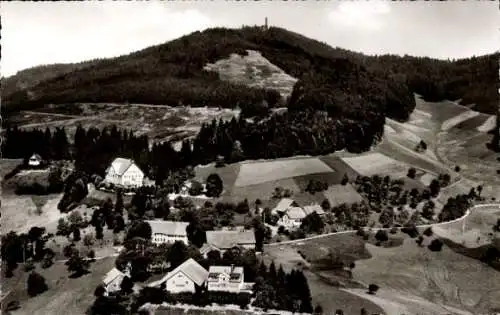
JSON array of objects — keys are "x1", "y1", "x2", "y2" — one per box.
[
  {"x1": 104, "y1": 157, "x2": 144, "y2": 187},
  {"x1": 148, "y1": 258, "x2": 208, "y2": 294}
]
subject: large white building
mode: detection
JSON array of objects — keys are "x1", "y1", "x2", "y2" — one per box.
[
  {"x1": 148, "y1": 258, "x2": 208, "y2": 294},
  {"x1": 104, "y1": 157, "x2": 144, "y2": 187},
  {"x1": 146, "y1": 220, "x2": 190, "y2": 245},
  {"x1": 207, "y1": 265, "x2": 253, "y2": 293}
]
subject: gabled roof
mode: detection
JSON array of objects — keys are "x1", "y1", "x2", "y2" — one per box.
[
  {"x1": 103, "y1": 267, "x2": 125, "y2": 285},
  {"x1": 150, "y1": 258, "x2": 208, "y2": 287},
  {"x1": 108, "y1": 157, "x2": 139, "y2": 176},
  {"x1": 206, "y1": 230, "x2": 256, "y2": 250},
  {"x1": 285, "y1": 207, "x2": 307, "y2": 220},
  {"x1": 29, "y1": 154, "x2": 42, "y2": 160},
  {"x1": 200, "y1": 243, "x2": 221, "y2": 255},
  {"x1": 303, "y1": 204, "x2": 325, "y2": 216},
  {"x1": 273, "y1": 198, "x2": 296, "y2": 213},
  {"x1": 146, "y1": 220, "x2": 189, "y2": 237}
]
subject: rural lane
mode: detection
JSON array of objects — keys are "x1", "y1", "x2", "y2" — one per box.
[{"x1": 266, "y1": 203, "x2": 500, "y2": 247}]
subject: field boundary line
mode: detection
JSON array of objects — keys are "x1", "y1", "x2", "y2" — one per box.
[{"x1": 266, "y1": 203, "x2": 500, "y2": 247}]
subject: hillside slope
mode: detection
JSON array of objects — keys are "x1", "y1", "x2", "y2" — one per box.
[{"x1": 3, "y1": 26, "x2": 497, "y2": 118}]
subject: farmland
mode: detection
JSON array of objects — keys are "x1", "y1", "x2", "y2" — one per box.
[{"x1": 2, "y1": 257, "x2": 116, "y2": 315}]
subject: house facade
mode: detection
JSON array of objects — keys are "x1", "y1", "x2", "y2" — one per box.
[
  {"x1": 104, "y1": 157, "x2": 144, "y2": 187},
  {"x1": 28, "y1": 154, "x2": 42, "y2": 166},
  {"x1": 207, "y1": 265, "x2": 245, "y2": 293},
  {"x1": 148, "y1": 258, "x2": 208, "y2": 294},
  {"x1": 102, "y1": 266, "x2": 130, "y2": 295},
  {"x1": 277, "y1": 206, "x2": 306, "y2": 228},
  {"x1": 146, "y1": 220, "x2": 190, "y2": 245}
]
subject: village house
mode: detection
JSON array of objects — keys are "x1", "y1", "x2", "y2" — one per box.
[
  {"x1": 277, "y1": 206, "x2": 306, "y2": 229},
  {"x1": 146, "y1": 220, "x2": 190, "y2": 245},
  {"x1": 207, "y1": 265, "x2": 253, "y2": 293},
  {"x1": 28, "y1": 153, "x2": 42, "y2": 167},
  {"x1": 271, "y1": 198, "x2": 298, "y2": 215},
  {"x1": 148, "y1": 258, "x2": 208, "y2": 294},
  {"x1": 202, "y1": 230, "x2": 256, "y2": 257},
  {"x1": 303, "y1": 204, "x2": 325, "y2": 216},
  {"x1": 104, "y1": 157, "x2": 144, "y2": 188},
  {"x1": 102, "y1": 265, "x2": 130, "y2": 296}
]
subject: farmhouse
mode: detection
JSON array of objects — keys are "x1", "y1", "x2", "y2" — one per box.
[
  {"x1": 277, "y1": 206, "x2": 306, "y2": 228},
  {"x1": 272, "y1": 198, "x2": 298, "y2": 215},
  {"x1": 207, "y1": 265, "x2": 253, "y2": 293},
  {"x1": 104, "y1": 157, "x2": 144, "y2": 187},
  {"x1": 148, "y1": 258, "x2": 208, "y2": 294},
  {"x1": 102, "y1": 267, "x2": 129, "y2": 295},
  {"x1": 28, "y1": 153, "x2": 42, "y2": 166},
  {"x1": 146, "y1": 220, "x2": 190, "y2": 245},
  {"x1": 303, "y1": 204, "x2": 325, "y2": 216},
  {"x1": 204, "y1": 230, "x2": 256, "y2": 255}
]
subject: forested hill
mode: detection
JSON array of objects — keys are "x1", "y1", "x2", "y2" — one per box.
[{"x1": 2, "y1": 26, "x2": 498, "y2": 118}]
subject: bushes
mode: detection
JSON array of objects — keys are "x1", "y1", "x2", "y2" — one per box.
[
  {"x1": 27, "y1": 271, "x2": 48, "y2": 297},
  {"x1": 375, "y1": 230, "x2": 389, "y2": 242},
  {"x1": 428, "y1": 239, "x2": 443, "y2": 252},
  {"x1": 367, "y1": 283, "x2": 379, "y2": 295},
  {"x1": 401, "y1": 224, "x2": 419, "y2": 238},
  {"x1": 423, "y1": 227, "x2": 433, "y2": 237}
]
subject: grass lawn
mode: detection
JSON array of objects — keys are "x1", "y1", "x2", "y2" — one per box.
[
  {"x1": 321, "y1": 184, "x2": 364, "y2": 208},
  {"x1": 3, "y1": 256, "x2": 116, "y2": 315},
  {"x1": 341, "y1": 152, "x2": 410, "y2": 179},
  {"x1": 0, "y1": 159, "x2": 22, "y2": 179}
]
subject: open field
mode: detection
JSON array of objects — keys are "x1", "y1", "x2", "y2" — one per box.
[
  {"x1": 352, "y1": 239, "x2": 500, "y2": 314},
  {"x1": 341, "y1": 152, "x2": 410, "y2": 178},
  {"x1": 0, "y1": 159, "x2": 23, "y2": 179},
  {"x1": 1, "y1": 193, "x2": 65, "y2": 234},
  {"x1": 442, "y1": 110, "x2": 481, "y2": 131},
  {"x1": 3, "y1": 257, "x2": 116, "y2": 315},
  {"x1": 234, "y1": 158, "x2": 334, "y2": 187},
  {"x1": 262, "y1": 238, "x2": 384, "y2": 315}
]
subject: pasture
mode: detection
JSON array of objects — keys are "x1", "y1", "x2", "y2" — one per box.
[
  {"x1": 3, "y1": 257, "x2": 116, "y2": 315},
  {"x1": 234, "y1": 158, "x2": 334, "y2": 187},
  {"x1": 441, "y1": 110, "x2": 480, "y2": 131},
  {"x1": 1, "y1": 193, "x2": 65, "y2": 234},
  {"x1": 352, "y1": 238, "x2": 500, "y2": 314},
  {"x1": 341, "y1": 152, "x2": 410, "y2": 178}
]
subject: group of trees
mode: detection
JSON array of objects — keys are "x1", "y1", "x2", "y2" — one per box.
[
  {"x1": 1, "y1": 227, "x2": 55, "y2": 277},
  {"x1": 438, "y1": 194, "x2": 473, "y2": 222}
]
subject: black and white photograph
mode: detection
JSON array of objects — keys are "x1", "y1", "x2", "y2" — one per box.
[{"x1": 0, "y1": 1, "x2": 499, "y2": 315}]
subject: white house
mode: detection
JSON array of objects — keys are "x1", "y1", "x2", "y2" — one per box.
[
  {"x1": 102, "y1": 266, "x2": 130, "y2": 295},
  {"x1": 28, "y1": 153, "x2": 42, "y2": 167},
  {"x1": 272, "y1": 198, "x2": 298, "y2": 215},
  {"x1": 104, "y1": 157, "x2": 144, "y2": 187},
  {"x1": 148, "y1": 258, "x2": 208, "y2": 294},
  {"x1": 207, "y1": 265, "x2": 253, "y2": 293},
  {"x1": 146, "y1": 220, "x2": 190, "y2": 245},
  {"x1": 277, "y1": 206, "x2": 306, "y2": 228},
  {"x1": 203, "y1": 230, "x2": 256, "y2": 257}
]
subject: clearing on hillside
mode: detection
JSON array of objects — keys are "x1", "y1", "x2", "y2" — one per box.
[
  {"x1": 341, "y1": 152, "x2": 409, "y2": 178},
  {"x1": 234, "y1": 157, "x2": 334, "y2": 187},
  {"x1": 441, "y1": 110, "x2": 481, "y2": 131},
  {"x1": 203, "y1": 50, "x2": 298, "y2": 98}
]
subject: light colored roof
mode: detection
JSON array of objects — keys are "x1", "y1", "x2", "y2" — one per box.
[
  {"x1": 285, "y1": 207, "x2": 307, "y2": 220},
  {"x1": 200, "y1": 243, "x2": 220, "y2": 255},
  {"x1": 151, "y1": 258, "x2": 208, "y2": 287},
  {"x1": 109, "y1": 157, "x2": 136, "y2": 176},
  {"x1": 273, "y1": 198, "x2": 296, "y2": 213},
  {"x1": 146, "y1": 220, "x2": 189, "y2": 237},
  {"x1": 103, "y1": 267, "x2": 124, "y2": 285},
  {"x1": 30, "y1": 154, "x2": 42, "y2": 160},
  {"x1": 303, "y1": 204, "x2": 325, "y2": 216},
  {"x1": 206, "y1": 230, "x2": 256, "y2": 249},
  {"x1": 208, "y1": 265, "x2": 244, "y2": 276}
]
